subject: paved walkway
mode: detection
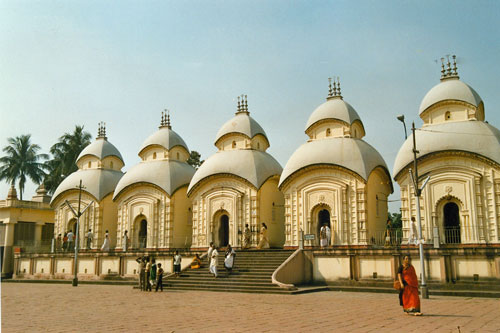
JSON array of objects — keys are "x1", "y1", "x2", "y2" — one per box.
[{"x1": 2, "y1": 283, "x2": 499, "y2": 332}]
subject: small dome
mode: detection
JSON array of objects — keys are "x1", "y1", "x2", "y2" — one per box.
[
  {"x1": 188, "y1": 150, "x2": 282, "y2": 195},
  {"x1": 393, "y1": 121, "x2": 500, "y2": 178},
  {"x1": 419, "y1": 78, "x2": 482, "y2": 115},
  {"x1": 305, "y1": 98, "x2": 362, "y2": 132},
  {"x1": 51, "y1": 169, "x2": 124, "y2": 204},
  {"x1": 113, "y1": 160, "x2": 195, "y2": 199},
  {"x1": 139, "y1": 127, "x2": 189, "y2": 154},
  {"x1": 279, "y1": 138, "x2": 390, "y2": 188},
  {"x1": 215, "y1": 113, "x2": 268, "y2": 144},
  {"x1": 77, "y1": 138, "x2": 124, "y2": 164}
]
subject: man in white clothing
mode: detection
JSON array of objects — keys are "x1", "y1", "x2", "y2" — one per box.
[
  {"x1": 207, "y1": 241, "x2": 214, "y2": 272},
  {"x1": 325, "y1": 225, "x2": 331, "y2": 247},
  {"x1": 86, "y1": 229, "x2": 93, "y2": 250},
  {"x1": 209, "y1": 244, "x2": 218, "y2": 278}
]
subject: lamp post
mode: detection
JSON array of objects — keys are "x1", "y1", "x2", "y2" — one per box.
[
  {"x1": 397, "y1": 117, "x2": 430, "y2": 299},
  {"x1": 65, "y1": 180, "x2": 93, "y2": 287}
]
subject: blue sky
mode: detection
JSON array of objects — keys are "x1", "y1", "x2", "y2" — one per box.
[{"x1": 1, "y1": 0, "x2": 500, "y2": 212}]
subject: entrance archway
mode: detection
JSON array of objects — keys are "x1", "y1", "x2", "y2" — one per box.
[
  {"x1": 218, "y1": 214, "x2": 229, "y2": 247},
  {"x1": 443, "y1": 202, "x2": 460, "y2": 243},
  {"x1": 67, "y1": 218, "x2": 77, "y2": 234},
  {"x1": 138, "y1": 219, "x2": 147, "y2": 249},
  {"x1": 312, "y1": 205, "x2": 331, "y2": 246}
]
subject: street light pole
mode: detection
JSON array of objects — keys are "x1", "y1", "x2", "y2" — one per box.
[
  {"x1": 65, "y1": 180, "x2": 93, "y2": 287},
  {"x1": 397, "y1": 117, "x2": 430, "y2": 299}
]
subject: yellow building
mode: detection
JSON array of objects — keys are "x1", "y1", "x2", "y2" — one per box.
[
  {"x1": 51, "y1": 124, "x2": 124, "y2": 249},
  {"x1": 394, "y1": 58, "x2": 500, "y2": 245},
  {"x1": 279, "y1": 79, "x2": 393, "y2": 247},
  {"x1": 1, "y1": 184, "x2": 54, "y2": 277},
  {"x1": 113, "y1": 113, "x2": 195, "y2": 250},
  {"x1": 188, "y1": 96, "x2": 285, "y2": 249}
]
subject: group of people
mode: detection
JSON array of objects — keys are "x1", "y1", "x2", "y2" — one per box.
[
  {"x1": 136, "y1": 256, "x2": 165, "y2": 292},
  {"x1": 55, "y1": 230, "x2": 75, "y2": 252},
  {"x1": 54, "y1": 229, "x2": 124, "y2": 252},
  {"x1": 205, "y1": 242, "x2": 236, "y2": 278},
  {"x1": 241, "y1": 222, "x2": 270, "y2": 250}
]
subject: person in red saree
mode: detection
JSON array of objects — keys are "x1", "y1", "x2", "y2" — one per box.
[{"x1": 397, "y1": 255, "x2": 423, "y2": 316}]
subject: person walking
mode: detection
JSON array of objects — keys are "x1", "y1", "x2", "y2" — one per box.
[
  {"x1": 224, "y1": 244, "x2": 236, "y2": 275},
  {"x1": 67, "y1": 230, "x2": 74, "y2": 252},
  {"x1": 257, "y1": 223, "x2": 270, "y2": 249},
  {"x1": 101, "y1": 230, "x2": 110, "y2": 251},
  {"x1": 155, "y1": 263, "x2": 164, "y2": 292},
  {"x1": 209, "y1": 244, "x2": 218, "y2": 278},
  {"x1": 123, "y1": 230, "x2": 129, "y2": 252},
  {"x1": 207, "y1": 242, "x2": 214, "y2": 272},
  {"x1": 242, "y1": 224, "x2": 251, "y2": 249},
  {"x1": 173, "y1": 251, "x2": 182, "y2": 277},
  {"x1": 86, "y1": 229, "x2": 93, "y2": 250},
  {"x1": 397, "y1": 255, "x2": 422, "y2": 316}
]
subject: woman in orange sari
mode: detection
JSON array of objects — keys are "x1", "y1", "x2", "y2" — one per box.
[{"x1": 397, "y1": 256, "x2": 422, "y2": 316}]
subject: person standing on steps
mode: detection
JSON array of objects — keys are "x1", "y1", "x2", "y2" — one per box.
[
  {"x1": 86, "y1": 229, "x2": 93, "y2": 250},
  {"x1": 155, "y1": 263, "x2": 164, "y2": 292},
  {"x1": 242, "y1": 224, "x2": 251, "y2": 249},
  {"x1": 210, "y1": 244, "x2": 218, "y2": 278},
  {"x1": 207, "y1": 242, "x2": 214, "y2": 273},
  {"x1": 173, "y1": 251, "x2": 182, "y2": 277},
  {"x1": 101, "y1": 230, "x2": 110, "y2": 252},
  {"x1": 224, "y1": 244, "x2": 236, "y2": 275},
  {"x1": 319, "y1": 224, "x2": 328, "y2": 248},
  {"x1": 257, "y1": 222, "x2": 270, "y2": 249}
]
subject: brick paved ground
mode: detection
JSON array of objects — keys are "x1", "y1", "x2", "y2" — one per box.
[{"x1": 2, "y1": 284, "x2": 499, "y2": 332}]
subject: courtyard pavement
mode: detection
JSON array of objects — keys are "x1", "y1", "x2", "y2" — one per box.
[{"x1": 2, "y1": 283, "x2": 499, "y2": 332}]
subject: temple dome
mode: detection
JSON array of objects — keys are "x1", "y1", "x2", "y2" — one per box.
[
  {"x1": 215, "y1": 112, "x2": 268, "y2": 145},
  {"x1": 393, "y1": 121, "x2": 500, "y2": 178},
  {"x1": 77, "y1": 138, "x2": 123, "y2": 164},
  {"x1": 279, "y1": 138, "x2": 390, "y2": 188},
  {"x1": 139, "y1": 127, "x2": 189, "y2": 154},
  {"x1": 113, "y1": 160, "x2": 195, "y2": 199},
  {"x1": 305, "y1": 97, "x2": 362, "y2": 132},
  {"x1": 419, "y1": 78, "x2": 482, "y2": 116},
  {"x1": 188, "y1": 150, "x2": 282, "y2": 195}
]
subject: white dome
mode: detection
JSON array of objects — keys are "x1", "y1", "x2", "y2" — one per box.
[
  {"x1": 419, "y1": 78, "x2": 482, "y2": 115},
  {"x1": 139, "y1": 127, "x2": 189, "y2": 154},
  {"x1": 215, "y1": 113, "x2": 268, "y2": 144},
  {"x1": 394, "y1": 121, "x2": 500, "y2": 178},
  {"x1": 77, "y1": 138, "x2": 124, "y2": 163},
  {"x1": 188, "y1": 150, "x2": 282, "y2": 195},
  {"x1": 51, "y1": 169, "x2": 124, "y2": 204},
  {"x1": 279, "y1": 138, "x2": 390, "y2": 188},
  {"x1": 113, "y1": 160, "x2": 195, "y2": 199},
  {"x1": 305, "y1": 98, "x2": 362, "y2": 131}
]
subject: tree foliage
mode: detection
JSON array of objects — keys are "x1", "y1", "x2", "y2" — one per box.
[
  {"x1": 44, "y1": 125, "x2": 92, "y2": 194},
  {"x1": 187, "y1": 150, "x2": 204, "y2": 169},
  {"x1": 388, "y1": 211, "x2": 402, "y2": 230},
  {"x1": 0, "y1": 134, "x2": 48, "y2": 200}
]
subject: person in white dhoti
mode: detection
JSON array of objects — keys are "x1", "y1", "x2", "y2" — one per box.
[
  {"x1": 123, "y1": 230, "x2": 129, "y2": 252},
  {"x1": 207, "y1": 241, "x2": 214, "y2": 272},
  {"x1": 326, "y1": 225, "x2": 331, "y2": 247},
  {"x1": 224, "y1": 244, "x2": 236, "y2": 275},
  {"x1": 319, "y1": 225, "x2": 328, "y2": 248},
  {"x1": 209, "y1": 244, "x2": 218, "y2": 278},
  {"x1": 408, "y1": 217, "x2": 419, "y2": 245},
  {"x1": 101, "y1": 230, "x2": 110, "y2": 251}
]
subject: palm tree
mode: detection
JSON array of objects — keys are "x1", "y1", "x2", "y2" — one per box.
[
  {"x1": 44, "y1": 125, "x2": 92, "y2": 194},
  {"x1": 0, "y1": 135, "x2": 48, "y2": 200}
]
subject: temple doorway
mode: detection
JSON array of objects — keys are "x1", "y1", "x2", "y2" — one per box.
[
  {"x1": 443, "y1": 202, "x2": 460, "y2": 243},
  {"x1": 315, "y1": 207, "x2": 331, "y2": 246},
  {"x1": 218, "y1": 214, "x2": 229, "y2": 247},
  {"x1": 138, "y1": 219, "x2": 147, "y2": 249}
]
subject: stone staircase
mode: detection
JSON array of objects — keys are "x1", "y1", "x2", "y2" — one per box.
[{"x1": 164, "y1": 249, "x2": 294, "y2": 294}]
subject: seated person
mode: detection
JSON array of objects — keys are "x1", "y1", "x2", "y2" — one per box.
[{"x1": 191, "y1": 253, "x2": 203, "y2": 269}]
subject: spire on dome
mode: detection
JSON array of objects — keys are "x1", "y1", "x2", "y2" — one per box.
[
  {"x1": 327, "y1": 77, "x2": 343, "y2": 100},
  {"x1": 440, "y1": 54, "x2": 459, "y2": 81},
  {"x1": 160, "y1": 109, "x2": 172, "y2": 129},
  {"x1": 236, "y1": 94, "x2": 249, "y2": 114},
  {"x1": 97, "y1": 122, "x2": 107, "y2": 140}
]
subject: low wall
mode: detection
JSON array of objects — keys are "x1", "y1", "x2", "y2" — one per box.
[
  {"x1": 13, "y1": 250, "x2": 198, "y2": 280},
  {"x1": 272, "y1": 250, "x2": 312, "y2": 288}
]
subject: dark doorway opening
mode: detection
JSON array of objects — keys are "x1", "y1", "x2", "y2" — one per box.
[
  {"x1": 139, "y1": 219, "x2": 147, "y2": 249},
  {"x1": 444, "y1": 202, "x2": 460, "y2": 243},
  {"x1": 317, "y1": 209, "x2": 331, "y2": 245},
  {"x1": 219, "y1": 215, "x2": 229, "y2": 247}
]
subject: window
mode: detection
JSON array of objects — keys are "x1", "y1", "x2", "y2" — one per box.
[
  {"x1": 232, "y1": 141, "x2": 236, "y2": 148},
  {"x1": 257, "y1": 142, "x2": 260, "y2": 149},
  {"x1": 110, "y1": 161, "x2": 114, "y2": 169},
  {"x1": 153, "y1": 152, "x2": 157, "y2": 159},
  {"x1": 326, "y1": 128, "x2": 331, "y2": 137},
  {"x1": 177, "y1": 152, "x2": 180, "y2": 159},
  {"x1": 88, "y1": 161, "x2": 91, "y2": 168},
  {"x1": 445, "y1": 111, "x2": 451, "y2": 120}
]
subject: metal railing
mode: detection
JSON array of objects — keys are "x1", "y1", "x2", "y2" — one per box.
[
  {"x1": 368, "y1": 229, "x2": 403, "y2": 247},
  {"x1": 443, "y1": 227, "x2": 461, "y2": 244},
  {"x1": 14, "y1": 240, "x2": 53, "y2": 253}
]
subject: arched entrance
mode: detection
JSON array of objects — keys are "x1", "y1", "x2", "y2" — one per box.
[
  {"x1": 138, "y1": 219, "x2": 147, "y2": 249},
  {"x1": 312, "y1": 204, "x2": 331, "y2": 246},
  {"x1": 443, "y1": 202, "x2": 460, "y2": 243},
  {"x1": 218, "y1": 214, "x2": 229, "y2": 247}
]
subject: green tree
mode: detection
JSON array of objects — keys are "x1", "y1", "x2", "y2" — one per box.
[
  {"x1": 0, "y1": 134, "x2": 48, "y2": 200},
  {"x1": 187, "y1": 150, "x2": 204, "y2": 169},
  {"x1": 44, "y1": 125, "x2": 92, "y2": 194},
  {"x1": 389, "y1": 211, "x2": 402, "y2": 230}
]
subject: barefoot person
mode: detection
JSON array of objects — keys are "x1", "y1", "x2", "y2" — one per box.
[
  {"x1": 224, "y1": 244, "x2": 236, "y2": 275},
  {"x1": 210, "y1": 244, "x2": 218, "y2": 278},
  {"x1": 257, "y1": 223, "x2": 270, "y2": 249},
  {"x1": 397, "y1": 255, "x2": 422, "y2": 316}
]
